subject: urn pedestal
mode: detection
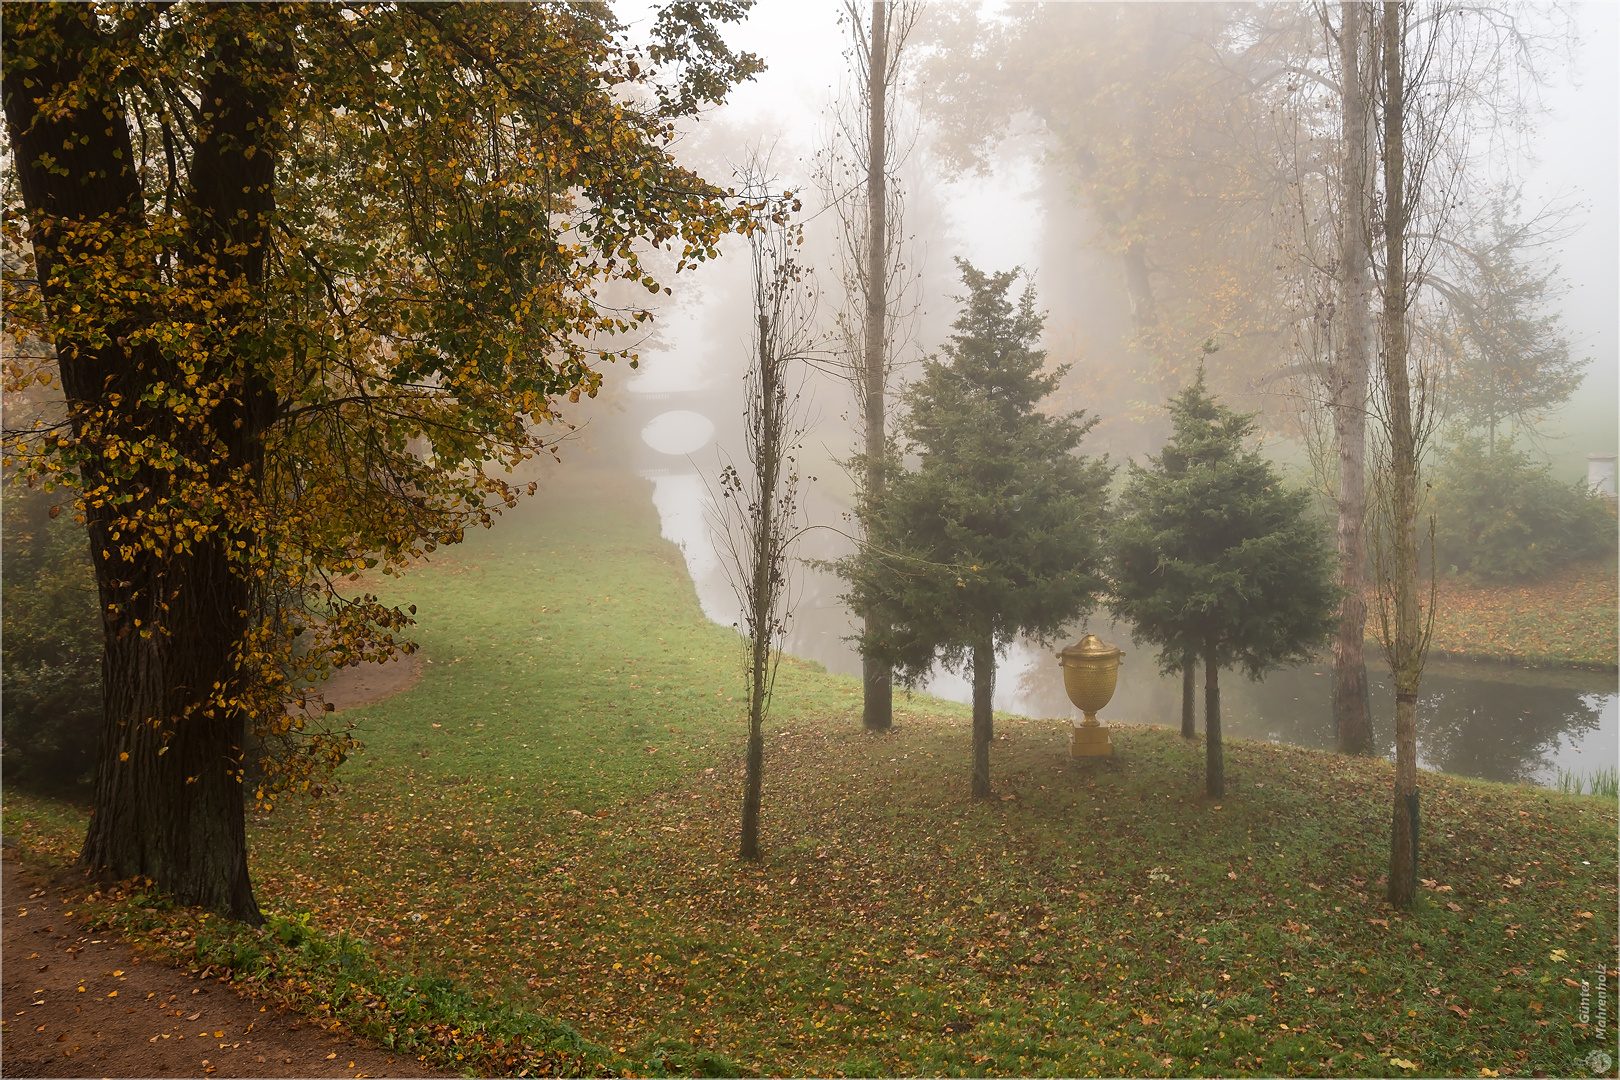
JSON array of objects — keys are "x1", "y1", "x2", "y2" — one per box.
[{"x1": 1059, "y1": 634, "x2": 1124, "y2": 757}]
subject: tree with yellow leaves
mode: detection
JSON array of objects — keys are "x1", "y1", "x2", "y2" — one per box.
[{"x1": 2, "y1": 1, "x2": 760, "y2": 922}]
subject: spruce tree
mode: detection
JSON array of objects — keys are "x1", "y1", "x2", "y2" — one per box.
[
  {"x1": 845, "y1": 261, "x2": 1112, "y2": 797},
  {"x1": 1109, "y1": 372, "x2": 1338, "y2": 797}
]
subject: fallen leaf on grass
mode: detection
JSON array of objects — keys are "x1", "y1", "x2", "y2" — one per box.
[
  {"x1": 1368, "y1": 918, "x2": 1389, "y2": 928},
  {"x1": 1448, "y1": 1005, "x2": 1470, "y2": 1019},
  {"x1": 1389, "y1": 1058, "x2": 1418, "y2": 1070},
  {"x1": 1447, "y1": 902, "x2": 1463, "y2": 912}
]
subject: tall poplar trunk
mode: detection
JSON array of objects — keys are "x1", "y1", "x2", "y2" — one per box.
[
  {"x1": 3, "y1": 6, "x2": 282, "y2": 922},
  {"x1": 740, "y1": 313, "x2": 779, "y2": 861},
  {"x1": 1203, "y1": 646, "x2": 1224, "y2": 798},
  {"x1": 1380, "y1": 0, "x2": 1422, "y2": 908},
  {"x1": 971, "y1": 639, "x2": 995, "y2": 799},
  {"x1": 1180, "y1": 653, "x2": 1196, "y2": 739},
  {"x1": 860, "y1": 0, "x2": 895, "y2": 732},
  {"x1": 1334, "y1": 0, "x2": 1375, "y2": 755}
]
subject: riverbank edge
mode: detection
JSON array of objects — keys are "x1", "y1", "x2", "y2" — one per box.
[{"x1": 1383, "y1": 642, "x2": 1618, "y2": 676}]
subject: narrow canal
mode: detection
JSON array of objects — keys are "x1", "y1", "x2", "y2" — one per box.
[{"x1": 645, "y1": 465, "x2": 1618, "y2": 791}]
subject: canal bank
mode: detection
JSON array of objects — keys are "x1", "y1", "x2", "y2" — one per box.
[{"x1": 642, "y1": 465, "x2": 1618, "y2": 792}]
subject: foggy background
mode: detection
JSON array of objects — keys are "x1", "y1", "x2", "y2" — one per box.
[{"x1": 545, "y1": 1, "x2": 1617, "y2": 777}]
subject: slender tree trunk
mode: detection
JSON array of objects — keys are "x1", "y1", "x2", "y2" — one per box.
[
  {"x1": 739, "y1": 703, "x2": 765, "y2": 860},
  {"x1": 1380, "y1": 0, "x2": 1421, "y2": 908},
  {"x1": 971, "y1": 638, "x2": 995, "y2": 798},
  {"x1": 861, "y1": 0, "x2": 894, "y2": 732},
  {"x1": 1204, "y1": 646, "x2": 1223, "y2": 798},
  {"x1": 1181, "y1": 653, "x2": 1196, "y2": 739},
  {"x1": 1334, "y1": 0, "x2": 1375, "y2": 755},
  {"x1": 4, "y1": 6, "x2": 279, "y2": 922},
  {"x1": 740, "y1": 313, "x2": 779, "y2": 861}
]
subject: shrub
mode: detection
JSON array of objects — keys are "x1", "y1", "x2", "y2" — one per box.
[
  {"x1": 1430, "y1": 435, "x2": 1617, "y2": 584},
  {"x1": 1, "y1": 479, "x2": 102, "y2": 795}
]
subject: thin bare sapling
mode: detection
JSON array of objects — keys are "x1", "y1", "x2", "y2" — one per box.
[{"x1": 713, "y1": 179, "x2": 817, "y2": 861}]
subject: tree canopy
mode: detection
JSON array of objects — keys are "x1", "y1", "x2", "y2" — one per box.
[
  {"x1": 920, "y1": 3, "x2": 1297, "y2": 448},
  {"x1": 845, "y1": 261, "x2": 1112, "y2": 796},
  {"x1": 1, "y1": 0, "x2": 759, "y2": 920}
]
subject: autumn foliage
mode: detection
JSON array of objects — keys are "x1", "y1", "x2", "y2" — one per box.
[{"x1": 1, "y1": 1, "x2": 758, "y2": 918}]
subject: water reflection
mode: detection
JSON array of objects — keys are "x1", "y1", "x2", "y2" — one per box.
[
  {"x1": 644, "y1": 469, "x2": 1618, "y2": 790},
  {"x1": 1404, "y1": 670, "x2": 1609, "y2": 785}
]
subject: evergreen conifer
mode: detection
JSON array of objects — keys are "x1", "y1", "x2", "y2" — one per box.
[
  {"x1": 846, "y1": 261, "x2": 1112, "y2": 797},
  {"x1": 1109, "y1": 372, "x2": 1338, "y2": 796}
]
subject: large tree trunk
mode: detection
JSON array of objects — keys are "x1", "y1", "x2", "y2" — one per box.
[
  {"x1": 1380, "y1": 0, "x2": 1421, "y2": 909},
  {"x1": 3, "y1": 5, "x2": 282, "y2": 922},
  {"x1": 82, "y1": 550, "x2": 261, "y2": 920},
  {"x1": 861, "y1": 0, "x2": 894, "y2": 732},
  {"x1": 970, "y1": 639, "x2": 995, "y2": 798},
  {"x1": 1203, "y1": 646, "x2": 1223, "y2": 798},
  {"x1": 1066, "y1": 142, "x2": 1158, "y2": 334},
  {"x1": 1333, "y1": 0, "x2": 1375, "y2": 756},
  {"x1": 1180, "y1": 653, "x2": 1196, "y2": 739}
]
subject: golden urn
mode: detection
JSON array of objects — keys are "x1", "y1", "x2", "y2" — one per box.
[{"x1": 1058, "y1": 633, "x2": 1124, "y2": 757}]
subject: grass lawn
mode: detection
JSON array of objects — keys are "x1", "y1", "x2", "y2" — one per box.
[
  {"x1": 1416, "y1": 558, "x2": 1618, "y2": 671},
  {"x1": 5, "y1": 468, "x2": 1617, "y2": 1078}
]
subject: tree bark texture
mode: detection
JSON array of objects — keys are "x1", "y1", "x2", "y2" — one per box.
[
  {"x1": 971, "y1": 639, "x2": 994, "y2": 799},
  {"x1": 739, "y1": 313, "x2": 778, "y2": 861},
  {"x1": 3, "y1": 6, "x2": 280, "y2": 922},
  {"x1": 739, "y1": 719, "x2": 765, "y2": 860},
  {"x1": 1380, "y1": 0, "x2": 1421, "y2": 908},
  {"x1": 1333, "y1": 0, "x2": 1375, "y2": 756},
  {"x1": 1203, "y1": 646, "x2": 1224, "y2": 798},
  {"x1": 1181, "y1": 654, "x2": 1196, "y2": 739},
  {"x1": 861, "y1": 0, "x2": 894, "y2": 732}
]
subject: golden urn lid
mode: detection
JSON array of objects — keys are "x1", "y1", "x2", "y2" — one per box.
[{"x1": 1059, "y1": 633, "x2": 1122, "y2": 663}]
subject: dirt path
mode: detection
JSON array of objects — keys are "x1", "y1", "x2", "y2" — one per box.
[
  {"x1": 306, "y1": 653, "x2": 425, "y2": 714},
  {"x1": 0, "y1": 849, "x2": 454, "y2": 1078},
  {"x1": 1, "y1": 656, "x2": 442, "y2": 1078}
]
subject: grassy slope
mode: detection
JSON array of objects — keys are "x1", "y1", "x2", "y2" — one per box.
[
  {"x1": 1421, "y1": 558, "x2": 1618, "y2": 670},
  {"x1": 5, "y1": 468, "x2": 1617, "y2": 1078}
]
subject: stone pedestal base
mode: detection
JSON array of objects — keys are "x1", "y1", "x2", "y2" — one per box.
[{"x1": 1070, "y1": 720, "x2": 1114, "y2": 757}]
